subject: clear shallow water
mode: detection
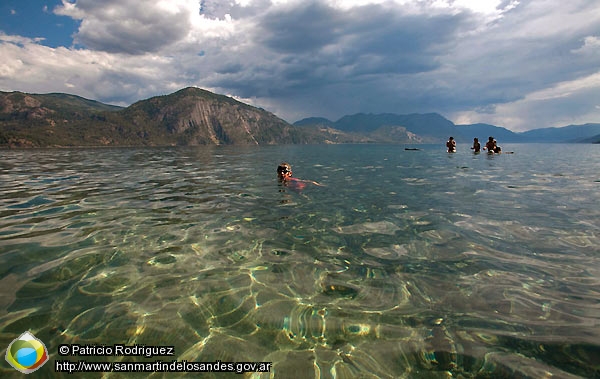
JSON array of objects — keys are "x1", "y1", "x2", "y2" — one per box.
[{"x1": 0, "y1": 144, "x2": 599, "y2": 378}]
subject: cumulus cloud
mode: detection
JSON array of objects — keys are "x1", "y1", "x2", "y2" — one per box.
[
  {"x1": 55, "y1": 0, "x2": 203, "y2": 54},
  {"x1": 0, "y1": 32, "x2": 183, "y2": 104},
  {"x1": 1, "y1": 0, "x2": 599, "y2": 130}
]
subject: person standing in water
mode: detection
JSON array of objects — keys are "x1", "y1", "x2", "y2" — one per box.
[
  {"x1": 446, "y1": 137, "x2": 456, "y2": 153},
  {"x1": 484, "y1": 136, "x2": 495, "y2": 153},
  {"x1": 493, "y1": 140, "x2": 502, "y2": 153},
  {"x1": 471, "y1": 138, "x2": 481, "y2": 153}
]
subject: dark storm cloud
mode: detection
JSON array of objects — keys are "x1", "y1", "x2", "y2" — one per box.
[
  {"x1": 257, "y1": 2, "x2": 341, "y2": 54},
  {"x1": 256, "y1": 2, "x2": 470, "y2": 75},
  {"x1": 200, "y1": 1, "x2": 480, "y2": 122}
]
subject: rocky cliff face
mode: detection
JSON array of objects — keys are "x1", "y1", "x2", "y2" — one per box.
[
  {"x1": 0, "y1": 93, "x2": 54, "y2": 120},
  {"x1": 126, "y1": 87, "x2": 293, "y2": 145}
]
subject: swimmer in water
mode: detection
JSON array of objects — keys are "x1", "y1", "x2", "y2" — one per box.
[{"x1": 277, "y1": 162, "x2": 322, "y2": 189}]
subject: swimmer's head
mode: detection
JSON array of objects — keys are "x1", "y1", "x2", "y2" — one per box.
[{"x1": 277, "y1": 162, "x2": 292, "y2": 178}]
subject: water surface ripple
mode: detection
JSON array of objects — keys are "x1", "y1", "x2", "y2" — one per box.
[{"x1": 1, "y1": 144, "x2": 599, "y2": 378}]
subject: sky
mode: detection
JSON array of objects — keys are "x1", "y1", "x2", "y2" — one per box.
[{"x1": 1, "y1": 0, "x2": 600, "y2": 132}]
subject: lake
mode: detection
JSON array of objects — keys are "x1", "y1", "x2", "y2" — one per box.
[{"x1": 1, "y1": 144, "x2": 599, "y2": 378}]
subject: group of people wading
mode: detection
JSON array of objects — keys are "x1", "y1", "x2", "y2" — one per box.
[{"x1": 446, "y1": 136, "x2": 502, "y2": 154}]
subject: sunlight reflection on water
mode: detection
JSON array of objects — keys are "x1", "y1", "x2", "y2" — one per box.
[{"x1": 0, "y1": 144, "x2": 598, "y2": 378}]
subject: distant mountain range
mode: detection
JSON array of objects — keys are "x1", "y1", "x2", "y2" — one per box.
[
  {"x1": 295, "y1": 114, "x2": 600, "y2": 144},
  {"x1": 1, "y1": 88, "x2": 599, "y2": 147},
  {"x1": 295, "y1": 113, "x2": 454, "y2": 143}
]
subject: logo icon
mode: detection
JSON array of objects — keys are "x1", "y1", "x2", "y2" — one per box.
[{"x1": 5, "y1": 331, "x2": 49, "y2": 374}]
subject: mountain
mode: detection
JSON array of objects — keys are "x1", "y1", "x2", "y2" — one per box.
[
  {"x1": 294, "y1": 117, "x2": 335, "y2": 127},
  {"x1": 0, "y1": 91, "x2": 122, "y2": 114},
  {"x1": 364, "y1": 125, "x2": 424, "y2": 144},
  {"x1": 295, "y1": 113, "x2": 451, "y2": 143},
  {"x1": 0, "y1": 88, "x2": 313, "y2": 147},
  {"x1": 113, "y1": 87, "x2": 306, "y2": 145},
  {"x1": 0, "y1": 91, "x2": 124, "y2": 147},
  {"x1": 294, "y1": 125, "x2": 379, "y2": 144},
  {"x1": 334, "y1": 113, "x2": 455, "y2": 142},
  {"x1": 518, "y1": 123, "x2": 600, "y2": 143}
]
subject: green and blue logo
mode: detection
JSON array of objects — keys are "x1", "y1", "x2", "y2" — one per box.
[{"x1": 5, "y1": 331, "x2": 49, "y2": 374}]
